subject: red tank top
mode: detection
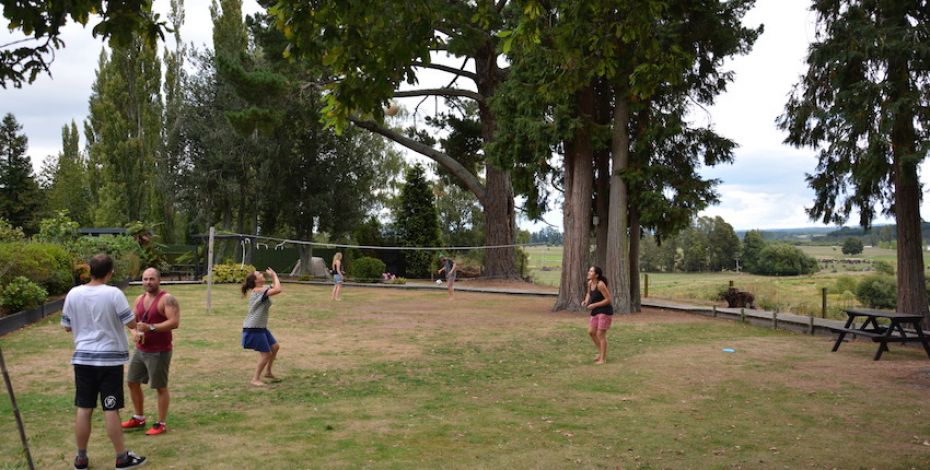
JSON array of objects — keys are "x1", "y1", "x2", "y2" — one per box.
[{"x1": 135, "y1": 290, "x2": 172, "y2": 352}]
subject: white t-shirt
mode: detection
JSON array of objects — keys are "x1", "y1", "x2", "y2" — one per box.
[{"x1": 61, "y1": 284, "x2": 134, "y2": 366}]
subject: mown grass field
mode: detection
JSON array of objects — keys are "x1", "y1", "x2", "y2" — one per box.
[
  {"x1": 2, "y1": 284, "x2": 930, "y2": 469},
  {"x1": 523, "y1": 245, "x2": 921, "y2": 319}
]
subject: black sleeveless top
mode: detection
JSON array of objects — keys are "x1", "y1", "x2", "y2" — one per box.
[{"x1": 589, "y1": 282, "x2": 613, "y2": 316}]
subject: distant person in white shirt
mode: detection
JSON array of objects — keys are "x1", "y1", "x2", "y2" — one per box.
[{"x1": 62, "y1": 254, "x2": 147, "y2": 469}]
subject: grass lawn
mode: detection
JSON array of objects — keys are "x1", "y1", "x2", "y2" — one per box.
[{"x1": 2, "y1": 284, "x2": 930, "y2": 469}]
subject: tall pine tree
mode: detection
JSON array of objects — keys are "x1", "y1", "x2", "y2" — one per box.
[
  {"x1": 396, "y1": 164, "x2": 440, "y2": 278},
  {"x1": 779, "y1": 0, "x2": 930, "y2": 325},
  {"x1": 0, "y1": 113, "x2": 44, "y2": 234}
]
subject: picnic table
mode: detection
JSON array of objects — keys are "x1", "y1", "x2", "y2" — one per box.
[{"x1": 831, "y1": 308, "x2": 930, "y2": 361}]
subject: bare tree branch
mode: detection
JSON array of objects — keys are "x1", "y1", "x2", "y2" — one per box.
[
  {"x1": 394, "y1": 88, "x2": 484, "y2": 103},
  {"x1": 350, "y1": 117, "x2": 487, "y2": 204},
  {"x1": 496, "y1": 0, "x2": 508, "y2": 13},
  {"x1": 411, "y1": 61, "x2": 478, "y2": 82}
]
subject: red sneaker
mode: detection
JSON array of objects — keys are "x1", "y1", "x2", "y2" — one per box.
[
  {"x1": 121, "y1": 416, "x2": 146, "y2": 429},
  {"x1": 145, "y1": 422, "x2": 167, "y2": 436}
]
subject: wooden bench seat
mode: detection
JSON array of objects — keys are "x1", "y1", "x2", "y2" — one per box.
[{"x1": 832, "y1": 327, "x2": 887, "y2": 339}]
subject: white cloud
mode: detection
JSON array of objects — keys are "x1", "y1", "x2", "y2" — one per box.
[
  {"x1": 702, "y1": 185, "x2": 814, "y2": 230},
  {"x1": 1, "y1": 0, "x2": 262, "y2": 171}
]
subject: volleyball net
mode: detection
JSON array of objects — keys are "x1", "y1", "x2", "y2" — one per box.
[{"x1": 204, "y1": 231, "x2": 551, "y2": 281}]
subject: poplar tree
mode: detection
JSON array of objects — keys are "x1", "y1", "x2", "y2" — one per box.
[
  {"x1": 779, "y1": 0, "x2": 930, "y2": 325},
  {"x1": 160, "y1": 0, "x2": 186, "y2": 242},
  {"x1": 85, "y1": 36, "x2": 163, "y2": 226},
  {"x1": 42, "y1": 121, "x2": 91, "y2": 225}
]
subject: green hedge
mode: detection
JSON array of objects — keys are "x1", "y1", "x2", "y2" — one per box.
[
  {"x1": 856, "y1": 275, "x2": 896, "y2": 309},
  {"x1": 69, "y1": 235, "x2": 144, "y2": 283},
  {"x1": 212, "y1": 263, "x2": 256, "y2": 283},
  {"x1": 751, "y1": 243, "x2": 819, "y2": 276},
  {"x1": 349, "y1": 257, "x2": 385, "y2": 282},
  {"x1": 0, "y1": 276, "x2": 48, "y2": 314},
  {"x1": 0, "y1": 242, "x2": 74, "y2": 295}
]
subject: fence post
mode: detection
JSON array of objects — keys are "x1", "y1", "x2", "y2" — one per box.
[
  {"x1": 729, "y1": 280, "x2": 734, "y2": 288},
  {"x1": 712, "y1": 305, "x2": 717, "y2": 318},
  {"x1": 644, "y1": 274, "x2": 649, "y2": 298},
  {"x1": 773, "y1": 311, "x2": 778, "y2": 330},
  {"x1": 821, "y1": 287, "x2": 827, "y2": 319},
  {"x1": 740, "y1": 308, "x2": 746, "y2": 323},
  {"x1": 809, "y1": 315, "x2": 815, "y2": 335}
]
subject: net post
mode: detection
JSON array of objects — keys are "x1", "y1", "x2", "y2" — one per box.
[{"x1": 206, "y1": 226, "x2": 215, "y2": 314}]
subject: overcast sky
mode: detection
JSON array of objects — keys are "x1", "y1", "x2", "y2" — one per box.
[{"x1": 1, "y1": 0, "x2": 924, "y2": 232}]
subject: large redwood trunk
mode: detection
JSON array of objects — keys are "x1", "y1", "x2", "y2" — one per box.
[
  {"x1": 629, "y1": 208, "x2": 641, "y2": 312},
  {"x1": 605, "y1": 88, "x2": 632, "y2": 314},
  {"x1": 593, "y1": 80, "x2": 611, "y2": 268},
  {"x1": 484, "y1": 167, "x2": 520, "y2": 279},
  {"x1": 893, "y1": 164, "x2": 927, "y2": 326},
  {"x1": 298, "y1": 244, "x2": 314, "y2": 276},
  {"x1": 594, "y1": 150, "x2": 610, "y2": 268},
  {"x1": 554, "y1": 86, "x2": 595, "y2": 311},
  {"x1": 887, "y1": 21, "x2": 929, "y2": 325},
  {"x1": 475, "y1": 44, "x2": 520, "y2": 280}
]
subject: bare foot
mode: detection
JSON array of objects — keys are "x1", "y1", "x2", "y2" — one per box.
[
  {"x1": 250, "y1": 380, "x2": 266, "y2": 387},
  {"x1": 594, "y1": 359, "x2": 606, "y2": 365},
  {"x1": 264, "y1": 373, "x2": 276, "y2": 379}
]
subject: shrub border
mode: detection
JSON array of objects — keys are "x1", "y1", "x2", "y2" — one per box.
[{"x1": 0, "y1": 298, "x2": 65, "y2": 337}]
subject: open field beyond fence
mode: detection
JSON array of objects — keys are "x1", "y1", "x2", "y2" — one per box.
[
  {"x1": 2, "y1": 284, "x2": 930, "y2": 469},
  {"x1": 523, "y1": 245, "x2": 923, "y2": 319}
]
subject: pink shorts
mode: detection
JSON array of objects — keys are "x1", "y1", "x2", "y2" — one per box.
[{"x1": 589, "y1": 314, "x2": 612, "y2": 331}]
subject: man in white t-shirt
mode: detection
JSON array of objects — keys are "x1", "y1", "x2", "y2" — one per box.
[{"x1": 62, "y1": 254, "x2": 147, "y2": 469}]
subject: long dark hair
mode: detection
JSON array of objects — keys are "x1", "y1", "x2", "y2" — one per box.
[
  {"x1": 241, "y1": 272, "x2": 258, "y2": 296},
  {"x1": 590, "y1": 266, "x2": 608, "y2": 286}
]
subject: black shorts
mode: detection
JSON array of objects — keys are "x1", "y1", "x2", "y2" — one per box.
[{"x1": 73, "y1": 364, "x2": 124, "y2": 410}]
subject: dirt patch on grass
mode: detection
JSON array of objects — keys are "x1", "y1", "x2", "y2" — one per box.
[{"x1": 267, "y1": 289, "x2": 702, "y2": 376}]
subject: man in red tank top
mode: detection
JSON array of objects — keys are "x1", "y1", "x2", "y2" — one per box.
[{"x1": 121, "y1": 268, "x2": 180, "y2": 436}]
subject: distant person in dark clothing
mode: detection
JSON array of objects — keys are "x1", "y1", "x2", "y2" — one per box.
[{"x1": 437, "y1": 255, "x2": 457, "y2": 298}]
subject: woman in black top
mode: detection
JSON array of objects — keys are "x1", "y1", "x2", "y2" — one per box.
[{"x1": 582, "y1": 266, "x2": 613, "y2": 364}]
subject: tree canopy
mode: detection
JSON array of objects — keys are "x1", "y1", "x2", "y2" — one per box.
[
  {"x1": 779, "y1": 0, "x2": 930, "y2": 322},
  {"x1": 1, "y1": 0, "x2": 166, "y2": 88},
  {"x1": 0, "y1": 113, "x2": 44, "y2": 234}
]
